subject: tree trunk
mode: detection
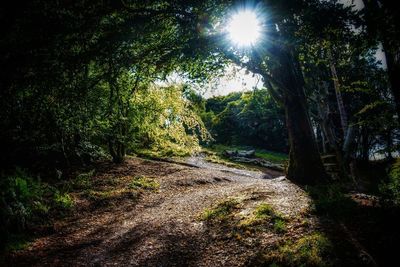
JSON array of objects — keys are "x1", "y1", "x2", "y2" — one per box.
[
  {"x1": 108, "y1": 138, "x2": 125, "y2": 163},
  {"x1": 267, "y1": 46, "x2": 329, "y2": 184},
  {"x1": 329, "y1": 58, "x2": 348, "y2": 135},
  {"x1": 284, "y1": 90, "x2": 328, "y2": 184},
  {"x1": 384, "y1": 47, "x2": 400, "y2": 126}
]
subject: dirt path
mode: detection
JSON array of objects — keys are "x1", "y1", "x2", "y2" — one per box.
[{"x1": 6, "y1": 157, "x2": 313, "y2": 267}]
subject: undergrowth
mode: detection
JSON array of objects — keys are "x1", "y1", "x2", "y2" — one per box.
[{"x1": 380, "y1": 158, "x2": 400, "y2": 206}]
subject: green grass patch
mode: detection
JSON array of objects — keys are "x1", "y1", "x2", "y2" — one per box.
[
  {"x1": 201, "y1": 198, "x2": 241, "y2": 222},
  {"x1": 129, "y1": 175, "x2": 160, "y2": 191},
  {"x1": 205, "y1": 154, "x2": 246, "y2": 169},
  {"x1": 254, "y1": 150, "x2": 288, "y2": 164},
  {"x1": 239, "y1": 203, "x2": 287, "y2": 233},
  {"x1": 269, "y1": 232, "x2": 332, "y2": 267}
]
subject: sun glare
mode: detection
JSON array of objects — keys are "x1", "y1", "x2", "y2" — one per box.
[{"x1": 227, "y1": 10, "x2": 261, "y2": 47}]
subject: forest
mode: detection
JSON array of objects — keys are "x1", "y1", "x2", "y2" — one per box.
[{"x1": 1, "y1": 0, "x2": 399, "y2": 266}]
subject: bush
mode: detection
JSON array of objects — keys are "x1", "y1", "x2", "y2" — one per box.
[
  {"x1": 0, "y1": 168, "x2": 78, "y2": 250},
  {"x1": 0, "y1": 168, "x2": 46, "y2": 248},
  {"x1": 380, "y1": 158, "x2": 400, "y2": 206}
]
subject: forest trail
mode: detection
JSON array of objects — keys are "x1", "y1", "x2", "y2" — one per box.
[{"x1": 6, "y1": 156, "x2": 314, "y2": 267}]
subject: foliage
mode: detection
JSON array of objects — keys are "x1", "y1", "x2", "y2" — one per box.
[
  {"x1": 380, "y1": 159, "x2": 400, "y2": 206},
  {"x1": 0, "y1": 169, "x2": 44, "y2": 226},
  {"x1": 128, "y1": 85, "x2": 209, "y2": 156},
  {"x1": 73, "y1": 170, "x2": 95, "y2": 189},
  {"x1": 0, "y1": 169, "x2": 47, "y2": 248},
  {"x1": 201, "y1": 89, "x2": 288, "y2": 153},
  {"x1": 53, "y1": 192, "x2": 74, "y2": 210}
]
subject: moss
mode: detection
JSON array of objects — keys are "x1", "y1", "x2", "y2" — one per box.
[
  {"x1": 254, "y1": 203, "x2": 275, "y2": 219},
  {"x1": 238, "y1": 203, "x2": 287, "y2": 234},
  {"x1": 261, "y1": 232, "x2": 333, "y2": 267},
  {"x1": 201, "y1": 199, "x2": 240, "y2": 222}
]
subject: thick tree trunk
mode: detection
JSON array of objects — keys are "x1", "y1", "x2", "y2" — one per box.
[
  {"x1": 266, "y1": 46, "x2": 329, "y2": 184},
  {"x1": 284, "y1": 91, "x2": 328, "y2": 184}
]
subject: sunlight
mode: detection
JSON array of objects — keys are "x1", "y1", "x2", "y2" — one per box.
[{"x1": 227, "y1": 10, "x2": 262, "y2": 47}]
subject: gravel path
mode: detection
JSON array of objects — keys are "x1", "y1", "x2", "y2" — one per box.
[{"x1": 6, "y1": 157, "x2": 312, "y2": 267}]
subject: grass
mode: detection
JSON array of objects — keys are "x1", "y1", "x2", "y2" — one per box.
[
  {"x1": 205, "y1": 144, "x2": 288, "y2": 164},
  {"x1": 204, "y1": 153, "x2": 247, "y2": 169},
  {"x1": 201, "y1": 198, "x2": 241, "y2": 222},
  {"x1": 239, "y1": 203, "x2": 287, "y2": 233},
  {"x1": 264, "y1": 232, "x2": 333, "y2": 267},
  {"x1": 201, "y1": 199, "x2": 288, "y2": 240},
  {"x1": 129, "y1": 175, "x2": 160, "y2": 190},
  {"x1": 83, "y1": 175, "x2": 158, "y2": 203},
  {"x1": 254, "y1": 150, "x2": 288, "y2": 164}
]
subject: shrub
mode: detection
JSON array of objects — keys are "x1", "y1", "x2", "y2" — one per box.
[
  {"x1": 0, "y1": 168, "x2": 47, "y2": 248},
  {"x1": 379, "y1": 158, "x2": 400, "y2": 206},
  {"x1": 54, "y1": 191, "x2": 74, "y2": 210},
  {"x1": 73, "y1": 169, "x2": 95, "y2": 189}
]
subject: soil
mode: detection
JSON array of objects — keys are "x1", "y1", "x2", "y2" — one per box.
[{"x1": 4, "y1": 156, "x2": 395, "y2": 267}]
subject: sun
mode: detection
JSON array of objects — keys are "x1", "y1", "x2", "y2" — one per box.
[{"x1": 227, "y1": 10, "x2": 262, "y2": 47}]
